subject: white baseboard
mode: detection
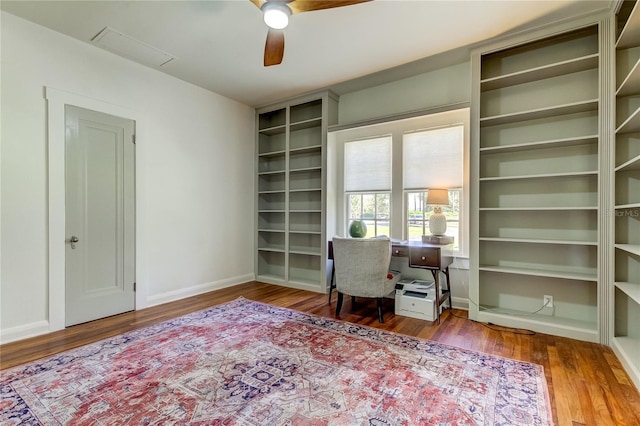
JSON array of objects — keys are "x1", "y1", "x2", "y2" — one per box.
[
  {"x1": 145, "y1": 274, "x2": 254, "y2": 307},
  {"x1": 256, "y1": 275, "x2": 325, "y2": 294},
  {"x1": 1, "y1": 320, "x2": 51, "y2": 345},
  {"x1": 0, "y1": 276, "x2": 253, "y2": 345}
]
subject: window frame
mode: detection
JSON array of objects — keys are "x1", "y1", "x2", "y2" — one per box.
[
  {"x1": 346, "y1": 192, "x2": 392, "y2": 238},
  {"x1": 329, "y1": 107, "x2": 470, "y2": 258}
]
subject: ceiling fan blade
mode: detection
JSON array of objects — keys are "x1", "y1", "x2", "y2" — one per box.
[
  {"x1": 288, "y1": 0, "x2": 370, "y2": 14},
  {"x1": 264, "y1": 29, "x2": 285, "y2": 66}
]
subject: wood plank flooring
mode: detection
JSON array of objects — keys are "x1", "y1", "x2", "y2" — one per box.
[{"x1": 2, "y1": 281, "x2": 639, "y2": 425}]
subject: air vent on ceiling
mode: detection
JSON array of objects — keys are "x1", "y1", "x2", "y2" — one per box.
[{"x1": 91, "y1": 27, "x2": 175, "y2": 67}]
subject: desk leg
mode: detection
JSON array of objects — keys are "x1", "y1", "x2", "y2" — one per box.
[
  {"x1": 430, "y1": 268, "x2": 453, "y2": 324},
  {"x1": 444, "y1": 266, "x2": 452, "y2": 311},
  {"x1": 431, "y1": 269, "x2": 441, "y2": 324}
]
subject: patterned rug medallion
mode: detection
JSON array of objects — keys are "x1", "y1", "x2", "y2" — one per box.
[{"x1": 1, "y1": 298, "x2": 552, "y2": 425}]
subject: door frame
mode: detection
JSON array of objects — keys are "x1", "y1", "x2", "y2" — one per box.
[{"x1": 46, "y1": 87, "x2": 147, "y2": 331}]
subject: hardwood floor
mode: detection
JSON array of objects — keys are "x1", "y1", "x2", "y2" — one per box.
[{"x1": 2, "y1": 281, "x2": 639, "y2": 425}]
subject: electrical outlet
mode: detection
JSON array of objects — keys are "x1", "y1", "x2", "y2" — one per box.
[{"x1": 543, "y1": 295, "x2": 554, "y2": 308}]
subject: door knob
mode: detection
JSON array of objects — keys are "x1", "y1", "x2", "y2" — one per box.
[{"x1": 70, "y1": 236, "x2": 79, "y2": 249}]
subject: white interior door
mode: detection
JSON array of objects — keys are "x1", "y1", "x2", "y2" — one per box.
[{"x1": 65, "y1": 105, "x2": 135, "y2": 326}]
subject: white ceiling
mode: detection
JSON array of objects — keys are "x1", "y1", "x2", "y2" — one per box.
[{"x1": 1, "y1": 0, "x2": 612, "y2": 107}]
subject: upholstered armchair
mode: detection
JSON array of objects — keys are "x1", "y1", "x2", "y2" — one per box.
[{"x1": 331, "y1": 236, "x2": 401, "y2": 323}]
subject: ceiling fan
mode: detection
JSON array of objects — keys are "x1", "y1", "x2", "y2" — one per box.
[{"x1": 250, "y1": 0, "x2": 371, "y2": 66}]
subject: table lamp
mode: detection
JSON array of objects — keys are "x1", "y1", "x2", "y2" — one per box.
[{"x1": 426, "y1": 189, "x2": 449, "y2": 236}]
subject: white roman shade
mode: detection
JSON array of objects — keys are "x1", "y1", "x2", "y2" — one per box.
[
  {"x1": 403, "y1": 125, "x2": 463, "y2": 189},
  {"x1": 344, "y1": 136, "x2": 392, "y2": 192}
]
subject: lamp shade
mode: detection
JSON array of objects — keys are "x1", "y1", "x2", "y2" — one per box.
[{"x1": 426, "y1": 189, "x2": 449, "y2": 206}]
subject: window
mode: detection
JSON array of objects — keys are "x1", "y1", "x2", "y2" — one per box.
[
  {"x1": 403, "y1": 125, "x2": 464, "y2": 251},
  {"x1": 344, "y1": 136, "x2": 392, "y2": 238},
  {"x1": 347, "y1": 193, "x2": 390, "y2": 238},
  {"x1": 406, "y1": 190, "x2": 461, "y2": 251},
  {"x1": 330, "y1": 108, "x2": 469, "y2": 257}
]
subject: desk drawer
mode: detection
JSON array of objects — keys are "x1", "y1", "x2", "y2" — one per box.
[
  {"x1": 391, "y1": 245, "x2": 409, "y2": 257},
  {"x1": 409, "y1": 248, "x2": 440, "y2": 268}
]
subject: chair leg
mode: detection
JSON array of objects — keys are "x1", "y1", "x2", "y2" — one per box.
[
  {"x1": 336, "y1": 292, "x2": 344, "y2": 316},
  {"x1": 351, "y1": 295, "x2": 356, "y2": 307},
  {"x1": 377, "y1": 298, "x2": 384, "y2": 323},
  {"x1": 328, "y1": 265, "x2": 335, "y2": 303}
]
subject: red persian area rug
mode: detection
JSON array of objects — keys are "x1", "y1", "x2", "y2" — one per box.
[{"x1": 1, "y1": 298, "x2": 552, "y2": 425}]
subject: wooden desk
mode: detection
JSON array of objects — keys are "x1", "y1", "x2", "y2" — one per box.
[
  {"x1": 327, "y1": 240, "x2": 453, "y2": 323},
  {"x1": 391, "y1": 241, "x2": 453, "y2": 324}
]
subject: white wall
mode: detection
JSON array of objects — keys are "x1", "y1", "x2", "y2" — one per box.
[
  {"x1": 337, "y1": 61, "x2": 471, "y2": 126},
  {"x1": 0, "y1": 12, "x2": 256, "y2": 342}
]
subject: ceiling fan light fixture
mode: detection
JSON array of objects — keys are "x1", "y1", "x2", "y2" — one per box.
[{"x1": 262, "y1": 2, "x2": 291, "y2": 29}]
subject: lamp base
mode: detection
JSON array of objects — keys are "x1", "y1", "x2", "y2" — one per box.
[
  {"x1": 422, "y1": 235, "x2": 454, "y2": 245},
  {"x1": 429, "y1": 212, "x2": 447, "y2": 236}
]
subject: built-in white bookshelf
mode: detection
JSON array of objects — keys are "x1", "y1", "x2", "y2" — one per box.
[
  {"x1": 613, "y1": 0, "x2": 640, "y2": 391},
  {"x1": 255, "y1": 92, "x2": 337, "y2": 291},
  {"x1": 471, "y1": 24, "x2": 602, "y2": 342}
]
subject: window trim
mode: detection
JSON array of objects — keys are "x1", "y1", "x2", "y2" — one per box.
[{"x1": 328, "y1": 107, "x2": 470, "y2": 257}]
